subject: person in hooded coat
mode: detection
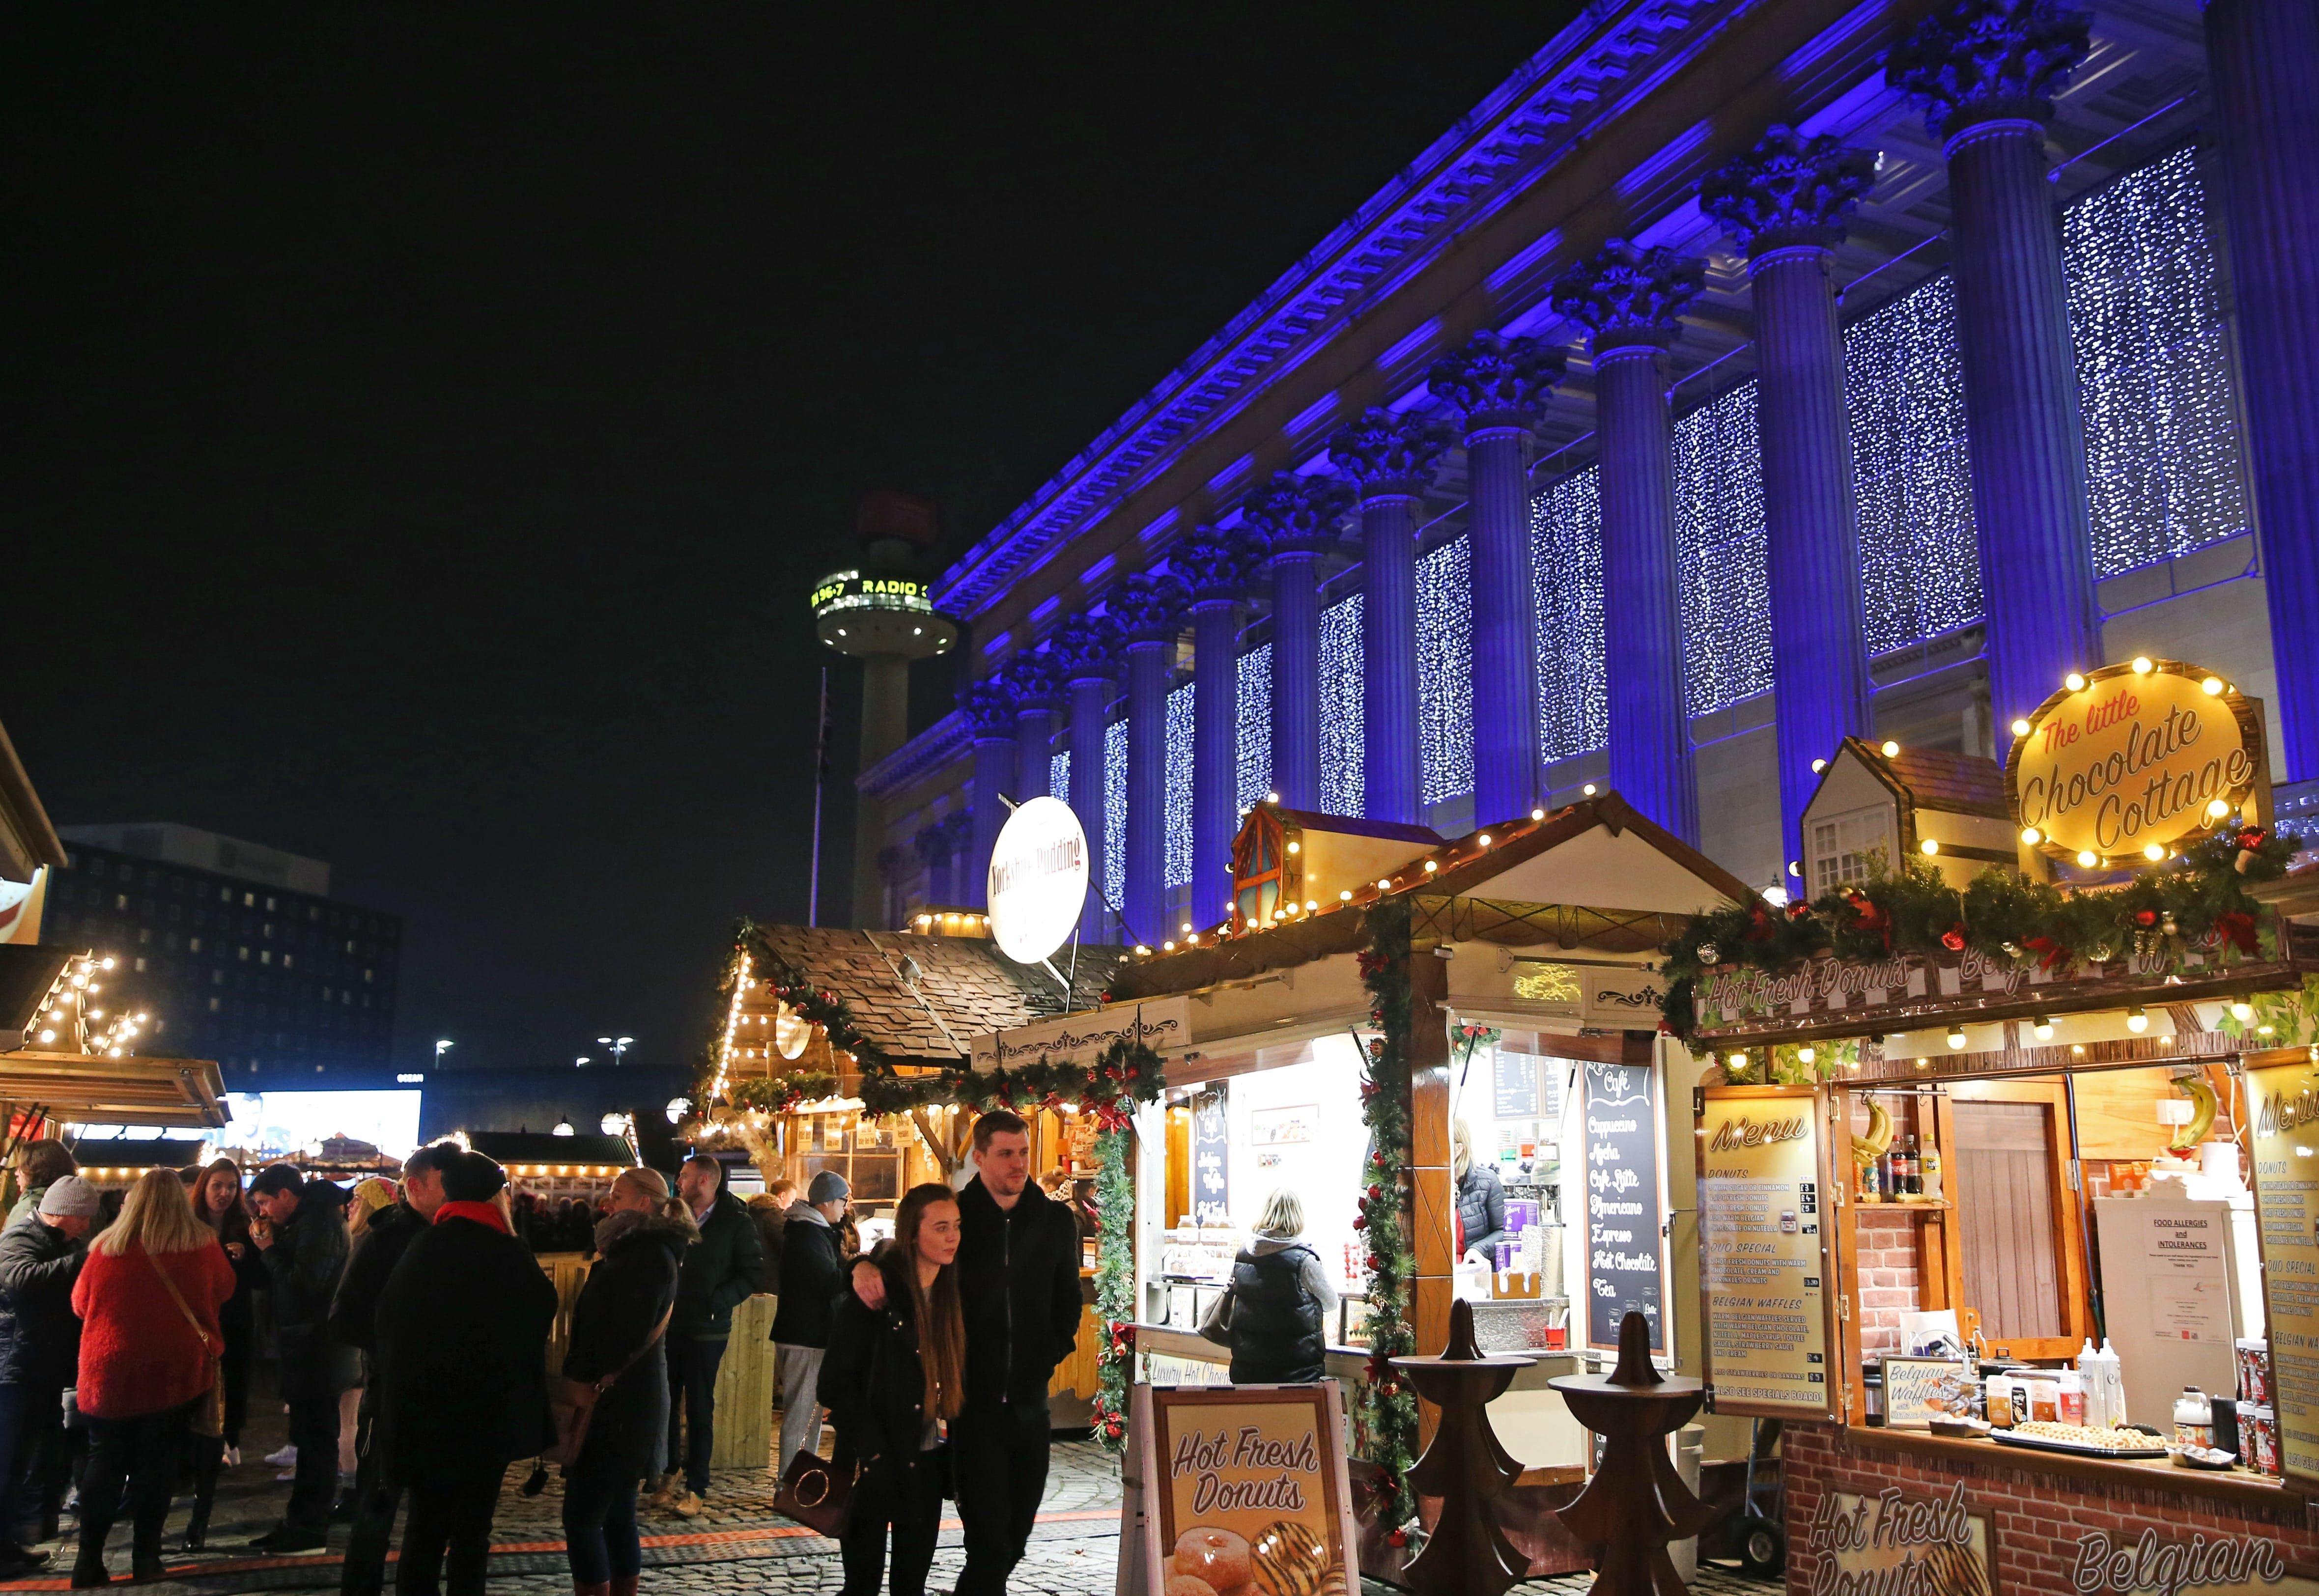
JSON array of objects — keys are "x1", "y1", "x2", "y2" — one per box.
[
  {"x1": 559, "y1": 1168, "x2": 695, "y2": 1596},
  {"x1": 246, "y1": 1163, "x2": 355, "y2": 1552},
  {"x1": 1206, "y1": 1187, "x2": 1337, "y2": 1385},
  {"x1": 373, "y1": 1152, "x2": 557, "y2": 1596}
]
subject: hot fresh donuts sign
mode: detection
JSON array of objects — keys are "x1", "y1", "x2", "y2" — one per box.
[{"x1": 1130, "y1": 1385, "x2": 1360, "y2": 1596}]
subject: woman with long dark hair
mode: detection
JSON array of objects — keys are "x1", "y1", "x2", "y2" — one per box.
[
  {"x1": 71, "y1": 1170, "x2": 233, "y2": 1585},
  {"x1": 559, "y1": 1167, "x2": 695, "y2": 1596},
  {"x1": 181, "y1": 1160, "x2": 264, "y2": 1549},
  {"x1": 821, "y1": 1181, "x2": 965, "y2": 1596}
]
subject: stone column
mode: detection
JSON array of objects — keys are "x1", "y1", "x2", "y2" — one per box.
[
  {"x1": 1552, "y1": 241, "x2": 1706, "y2": 842},
  {"x1": 959, "y1": 678, "x2": 1018, "y2": 909},
  {"x1": 1329, "y1": 409, "x2": 1451, "y2": 826},
  {"x1": 1114, "y1": 572, "x2": 1186, "y2": 949},
  {"x1": 1239, "y1": 472, "x2": 1352, "y2": 811},
  {"x1": 1051, "y1": 612, "x2": 1120, "y2": 944},
  {"x1": 1889, "y1": 0, "x2": 2099, "y2": 731},
  {"x1": 1429, "y1": 333, "x2": 1565, "y2": 825},
  {"x1": 2206, "y1": 0, "x2": 2319, "y2": 781},
  {"x1": 1006, "y1": 650, "x2": 1061, "y2": 806},
  {"x1": 1701, "y1": 126, "x2": 1880, "y2": 870},
  {"x1": 1175, "y1": 526, "x2": 1250, "y2": 929}
]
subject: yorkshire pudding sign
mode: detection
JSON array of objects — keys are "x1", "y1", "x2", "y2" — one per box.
[
  {"x1": 988, "y1": 796, "x2": 1090, "y2": 964},
  {"x1": 2007, "y1": 659, "x2": 2262, "y2": 870}
]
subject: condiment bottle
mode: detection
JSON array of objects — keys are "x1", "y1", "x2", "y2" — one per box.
[
  {"x1": 2175, "y1": 1386, "x2": 2215, "y2": 1448},
  {"x1": 2059, "y1": 1371, "x2": 2086, "y2": 1427}
]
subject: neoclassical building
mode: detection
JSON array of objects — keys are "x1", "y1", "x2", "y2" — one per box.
[{"x1": 853, "y1": 0, "x2": 2317, "y2": 949}]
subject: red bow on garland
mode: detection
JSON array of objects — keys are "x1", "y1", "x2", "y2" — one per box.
[
  {"x1": 2022, "y1": 935, "x2": 2071, "y2": 974},
  {"x1": 2216, "y1": 911, "x2": 2259, "y2": 956}
]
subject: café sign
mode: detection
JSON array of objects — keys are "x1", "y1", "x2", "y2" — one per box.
[{"x1": 2007, "y1": 658, "x2": 2261, "y2": 869}]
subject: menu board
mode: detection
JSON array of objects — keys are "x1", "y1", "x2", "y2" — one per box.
[
  {"x1": 1121, "y1": 1383, "x2": 1361, "y2": 1596},
  {"x1": 1190, "y1": 1083, "x2": 1231, "y2": 1226},
  {"x1": 1583, "y1": 1058, "x2": 1668, "y2": 1354},
  {"x1": 1493, "y1": 1051, "x2": 1543, "y2": 1119},
  {"x1": 2247, "y1": 1056, "x2": 2319, "y2": 1487},
  {"x1": 1697, "y1": 1083, "x2": 1838, "y2": 1420}
]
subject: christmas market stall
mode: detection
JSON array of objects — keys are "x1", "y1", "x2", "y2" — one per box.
[
  {"x1": 1104, "y1": 792, "x2": 1750, "y2": 1581},
  {"x1": 1665, "y1": 660, "x2": 2319, "y2": 1593},
  {"x1": 690, "y1": 917, "x2": 1137, "y2": 1427}
]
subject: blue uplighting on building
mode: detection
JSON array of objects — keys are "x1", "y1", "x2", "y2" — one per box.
[
  {"x1": 1673, "y1": 381, "x2": 1771, "y2": 718},
  {"x1": 1531, "y1": 466, "x2": 1606, "y2": 764},
  {"x1": 1165, "y1": 681, "x2": 1193, "y2": 889},
  {"x1": 1320, "y1": 593, "x2": 1364, "y2": 816},
  {"x1": 1416, "y1": 537, "x2": 1472, "y2": 807},
  {"x1": 1236, "y1": 642, "x2": 1272, "y2": 814}
]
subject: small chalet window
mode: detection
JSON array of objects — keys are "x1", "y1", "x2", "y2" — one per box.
[{"x1": 1810, "y1": 803, "x2": 1894, "y2": 896}]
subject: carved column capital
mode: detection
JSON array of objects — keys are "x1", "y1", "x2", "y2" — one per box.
[
  {"x1": 1426, "y1": 331, "x2": 1567, "y2": 435},
  {"x1": 1550, "y1": 240, "x2": 1708, "y2": 356},
  {"x1": 1172, "y1": 522, "x2": 1255, "y2": 604},
  {"x1": 1002, "y1": 648, "x2": 1064, "y2": 713},
  {"x1": 1886, "y1": 0, "x2": 2091, "y2": 140},
  {"x1": 1699, "y1": 126, "x2": 1880, "y2": 256},
  {"x1": 1327, "y1": 408, "x2": 1453, "y2": 501},
  {"x1": 959, "y1": 677, "x2": 1018, "y2": 741},
  {"x1": 1048, "y1": 611, "x2": 1122, "y2": 683},
  {"x1": 1240, "y1": 471, "x2": 1355, "y2": 563},
  {"x1": 1111, "y1": 570, "x2": 1188, "y2": 645}
]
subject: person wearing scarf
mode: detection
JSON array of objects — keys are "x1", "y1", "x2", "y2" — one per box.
[{"x1": 373, "y1": 1152, "x2": 556, "y2": 1596}]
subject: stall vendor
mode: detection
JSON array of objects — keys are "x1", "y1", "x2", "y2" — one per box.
[{"x1": 1453, "y1": 1121, "x2": 1509, "y2": 1264}]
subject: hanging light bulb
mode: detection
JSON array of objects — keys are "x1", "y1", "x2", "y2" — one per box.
[
  {"x1": 1946, "y1": 1026, "x2": 1967, "y2": 1050},
  {"x1": 2126, "y1": 1008, "x2": 2149, "y2": 1034},
  {"x1": 2033, "y1": 1016, "x2": 2054, "y2": 1041}
]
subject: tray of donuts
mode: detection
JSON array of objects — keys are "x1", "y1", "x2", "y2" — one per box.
[{"x1": 1166, "y1": 1522, "x2": 1346, "y2": 1596}]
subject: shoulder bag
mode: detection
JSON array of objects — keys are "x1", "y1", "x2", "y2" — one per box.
[
  {"x1": 774, "y1": 1311, "x2": 888, "y2": 1538},
  {"x1": 146, "y1": 1249, "x2": 226, "y2": 1439},
  {"x1": 544, "y1": 1298, "x2": 673, "y2": 1469}
]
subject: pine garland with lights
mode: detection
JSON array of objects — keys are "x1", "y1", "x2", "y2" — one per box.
[
  {"x1": 1657, "y1": 821, "x2": 2301, "y2": 1049},
  {"x1": 1090, "y1": 1123, "x2": 1135, "y2": 1453},
  {"x1": 1354, "y1": 896, "x2": 1420, "y2": 1539}
]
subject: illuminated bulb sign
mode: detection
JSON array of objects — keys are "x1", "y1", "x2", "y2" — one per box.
[
  {"x1": 986, "y1": 796, "x2": 1089, "y2": 964},
  {"x1": 2005, "y1": 658, "x2": 2262, "y2": 868},
  {"x1": 809, "y1": 570, "x2": 935, "y2": 617}
]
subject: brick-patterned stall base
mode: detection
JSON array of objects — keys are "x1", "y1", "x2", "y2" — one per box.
[
  {"x1": 1852, "y1": 1207, "x2": 1926, "y2": 1361},
  {"x1": 1783, "y1": 1423, "x2": 2319, "y2": 1594}
]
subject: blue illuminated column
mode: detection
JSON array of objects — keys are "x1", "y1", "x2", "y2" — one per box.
[
  {"x1": 1239, "y1": 472, "x2": 1352, "y2": 810},
  {"x1": 2206, "y1": 0, "x2": 2319, "y2": 781},
  {"x1": 1006, "y1": 649, "x2": 1061, "y2": 806},
  {"x1": 1889, "y1": 0, "x2": 2099, "y2": 730},
  {"x1": 1049, "y1": 613, "x2": 1119, "y2": 944},
  {"x1": 1174, "y1": 526, "x2": 1249, "y2": 927},
  {"x1": 1329, "y1": 409, "x2": 1450, "y2": 825},
  {"x1": 1552, "y1": 241, "x2": 1705, "y2": 842},
  {"x1": 1429, "y1": 333, "x2": 1564, "y2": 824},
  {"x1": 959, "y1": 678, "x2": 1018, "y2": 909},
  {"x1": 1114, "y1": 572, "x2": 1186, "y2": 947},
  {"x1": 1700, "y1": 127, "x2": 1880, "y2": 871}
]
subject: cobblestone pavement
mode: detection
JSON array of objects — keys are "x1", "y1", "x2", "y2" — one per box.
[{"x1": 0, "y1": 1397, "x2": 1772, "y2": 1596}]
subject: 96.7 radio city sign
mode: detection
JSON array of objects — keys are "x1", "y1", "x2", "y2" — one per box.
[{"x1": 2006, "y1": 658, "x2": 2262, "y2": 870}]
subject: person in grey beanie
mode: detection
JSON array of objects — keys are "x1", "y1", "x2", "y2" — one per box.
[{"x1": 766, "y1": 1171, "x2": 848, "y2": 1472}]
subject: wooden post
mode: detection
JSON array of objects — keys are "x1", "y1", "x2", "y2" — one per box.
[{"x1": 1408, "y1": 950, "x2": 1454, "y2": 1444}]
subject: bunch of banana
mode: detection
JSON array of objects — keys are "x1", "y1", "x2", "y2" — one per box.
[
  {"x1": 1851, "y1": 1097, "x2": 1893, "y2": 1168},
  {"x1": 2168, "y1": 1073, "x2": 2218, "y2": 1154}
]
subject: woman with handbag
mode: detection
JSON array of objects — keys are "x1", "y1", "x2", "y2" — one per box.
[
  {"x1": 68, "y1": 1169, "x2": 233, "y2": 1587},
  {"x1": 180, "y1": 1159, "x2": 265, "y2": 1549},
  {"x1": 820, "y1": 1181, "x2": 965, "y2": 1596},
  {"x1": 558, "y1": 1168, "x2": 694, "y2": 1596}
]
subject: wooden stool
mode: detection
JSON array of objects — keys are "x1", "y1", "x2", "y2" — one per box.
[
  {"x1": 1549, "y1": 1310, "x2": 1711, "y2": 1596},
  {"x1": 1388, "y1": 1298, "x2": 1530, "y2": 1596}
]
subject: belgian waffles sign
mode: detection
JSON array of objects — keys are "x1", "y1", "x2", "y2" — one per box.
[{"x1": 2007, "y1": 658, "x2": 2262, "y2": 869}]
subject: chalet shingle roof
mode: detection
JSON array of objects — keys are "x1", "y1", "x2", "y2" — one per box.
[
  {"x1": 750, "y1": 925, "x2": 1124, "y2": 1064},
  {"x1": 1853, "y1": 739, "x2": 2011, "y2": 820}
]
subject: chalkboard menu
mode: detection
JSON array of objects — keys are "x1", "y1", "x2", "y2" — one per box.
[
  {"x1": 1492, "y1": 1051, "x2": 1542, "y2": 1119},
  {"x1": 1190, "y1": 1083, "x2": 1231, "y2": 1226},
  {"x1": 1583, "y1": 1059, "x2": 1668, "y2": 1354}
]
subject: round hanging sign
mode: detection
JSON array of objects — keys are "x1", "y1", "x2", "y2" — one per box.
[
  {"x1": 2006, "y1": 658, "x2": 2262, "y2": 868},
  {"x1": 987, "y1": 795, "x2": 1089, "y2": 964}
]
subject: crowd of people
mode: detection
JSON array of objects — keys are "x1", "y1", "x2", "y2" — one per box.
[{"x1": 0, "y1": 1108, "x2": 1113, "y2": 1596}]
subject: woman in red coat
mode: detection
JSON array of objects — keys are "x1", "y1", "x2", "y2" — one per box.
[{"x1": 69, "y1": 1169, "x2": 234, "y2": 1587}]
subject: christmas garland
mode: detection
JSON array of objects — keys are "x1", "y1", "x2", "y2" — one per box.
[
  {"x1": 1090, "y1": 1123, "x2": 1135, "y2": 1453},
  {"x1": 1353, "y1": 897, "x2": 1420, "y2": 1539},
  {"x1": 1657, "y1": 822, "x2": 2299, "y2": 1048}
]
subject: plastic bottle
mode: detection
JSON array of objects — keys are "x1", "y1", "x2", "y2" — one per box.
[
  {"x1": 2175, "y1": 1386, "x2": 2214, "y2": 1448},
  {"x1": 2098, "y1": 1339, "x2": 2127, "y2": 1428},
  {"x1": 1920, "y1": 1138, "x2": 1944, "y2": 1202},
  {"x1": 1903, "y1": 1134, "x2": 1924, "y2": 1197},
  {"x1": 2060, "y1": 1371, "x2": 2087, "y2": 1426},
  {"x1": 2076, "y1": 1340, "x2": 2104, "y2": 1428}
]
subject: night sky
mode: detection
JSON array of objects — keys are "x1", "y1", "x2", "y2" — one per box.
[{"x1": 5, "y1": 4, "x2": 1570, "y2": 1073}]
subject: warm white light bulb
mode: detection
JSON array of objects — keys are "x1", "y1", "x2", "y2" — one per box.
[
  {"x1": 2065, "y1": 672, "x2": 2087, "y2": 692},
  {"x1": 2126, "y1": 1008, "x2": 2149, "y2": 1033},
  {"x1": 2021, "y1": 827, "x2": 2041, "y2": 845},
  {"x1": 1920, "y1": 838, "x2": 1939, "y2": 856},
  {"x1": 2077, "y1": 850, "x2": 2099, "y2": 868},
  {"x1": 1881, "y1": 740, "x2": 1899, "y2": 757},
  {"x1": 2131, "y1": 656, "x2": 2153, "y2": 674},
  {"x1": 2010, "y1": 718, "x2": 2032, "y2": 737}
]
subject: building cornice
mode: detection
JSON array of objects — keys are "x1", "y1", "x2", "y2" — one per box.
[
  {"x1": 933, "y1": 0, "x2": 1760, "y2": 622},
  {"x1": 857, "y1": 710, "x2": 970, "y2": 802}
]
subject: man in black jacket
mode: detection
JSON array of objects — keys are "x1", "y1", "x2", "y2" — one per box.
[
  {"x1": 247, "y1": 1164, "x2": 353, "y2": 1552},
  {"x1": 766, "y1": 1171, "x2": 847, "y2": 1477},
  {"x1": 650, "y1": 1155, "x2": 766, "y2": 1518},
  {"x1": 331, "y1": 1141, "x2": 458, "y2": 1596},
  {"x1": 0, "y1": 1177, "x2": 95, "y2": 1574},
  {"x1": 858, "y1": 1110, "x2": 1079, "y2": 1596}
]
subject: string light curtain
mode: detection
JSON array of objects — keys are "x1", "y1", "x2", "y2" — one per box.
[
  {"x1": 1235, "y1": 642, "x2": 1273, "y2": 814},
  {"x1": 1415, "y1": 537, "x2": 1473, "y2": 806},
  {"x1": 1320, "y1": 593, "x2": 1364, "y2": 816},
  {"x1": 1164, "y1": 681, "x2": 1194, "y2": 889},
  {"x1": 1103, "y1": 719, "x2": 1127, "y2": 905},
  {"x1": 1672, "y1": 382, "x2": 1772, "y2": 716},
  {"x1": 1530, "y1": 467, "x2": 1608, "y2": 763},
  {"x1": 2064, "y1": 147, "x2": 2248, "y2": 576}
]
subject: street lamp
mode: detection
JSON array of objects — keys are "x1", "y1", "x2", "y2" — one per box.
[
  {"x1": 665, "y1": 1096, "x2": 690, "y2": 1124},
  {"x1": 551, "y1": 1118, "x2": 574, "y2": 1137},
  {"x1": 434, "y1": 1039, "x2": 453, "y2": 1068},
  {"x1": 597, "y1": 1036, "x2": 634, "y2": 1067},
  {"x1": 575, "y1": 1056, "x2": 591, "y2": 1068}
]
